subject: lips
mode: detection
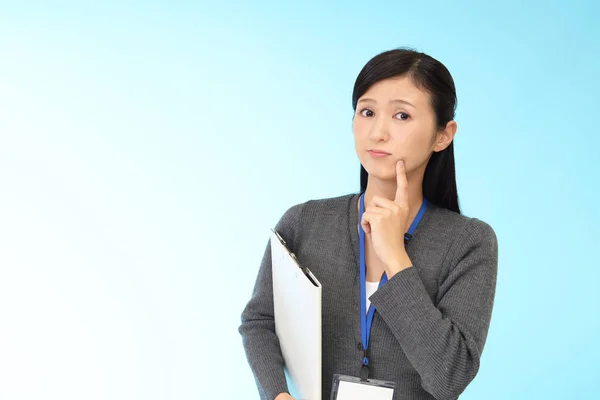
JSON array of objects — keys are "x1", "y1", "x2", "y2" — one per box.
[{"x1": 368, "y1": 150, "x2": 390, "y2": 155}]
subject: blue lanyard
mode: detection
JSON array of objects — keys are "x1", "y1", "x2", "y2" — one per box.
[{"x1": 358, "y1": 193, "x2": 428, "y2": 379}]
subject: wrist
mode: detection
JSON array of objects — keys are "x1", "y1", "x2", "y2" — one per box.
[{"x1": 386, "y1": 250, "x2": 412, "y2": 278}]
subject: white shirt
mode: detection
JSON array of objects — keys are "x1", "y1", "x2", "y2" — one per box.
[{"x1": 365, "y1": 281, "x2": 379, "y2": 312}]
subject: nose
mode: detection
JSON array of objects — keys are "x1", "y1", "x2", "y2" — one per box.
[{"x1": 368, "y1": 115, "x2": 390, "y2": 142}]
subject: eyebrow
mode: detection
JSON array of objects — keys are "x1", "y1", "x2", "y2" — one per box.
[{"x1": 357, "y1": 98, "x2": 416, "y2": 108}]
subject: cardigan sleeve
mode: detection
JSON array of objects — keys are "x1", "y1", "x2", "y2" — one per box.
[
  {"x1": 369, "y1": 218, "x2": 498, "y2": 400},
  {"x1": 238, "y1": 203, "x2": 304, "y2": 400}
]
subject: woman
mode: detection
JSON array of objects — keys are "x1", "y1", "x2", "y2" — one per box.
[{"x1": 239, "y1": 48, "x2": 498, "y2": 400}]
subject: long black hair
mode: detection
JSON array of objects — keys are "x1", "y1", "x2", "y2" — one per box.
[{"x1": 353, "y1": 48, "x2": 461, "y2": 214}]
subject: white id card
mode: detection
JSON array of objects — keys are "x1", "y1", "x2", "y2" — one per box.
[{"x1": 330, "y1": 374, "x2": 396, "y2": 400}]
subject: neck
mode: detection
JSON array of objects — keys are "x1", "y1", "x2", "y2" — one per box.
[{"x1": 361, "y1": 170, "x2": 425, "y2": 233}]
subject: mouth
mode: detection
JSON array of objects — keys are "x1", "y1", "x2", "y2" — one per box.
[{"x1": 368, "y1": 150, "x2": 391, "y2": 157}]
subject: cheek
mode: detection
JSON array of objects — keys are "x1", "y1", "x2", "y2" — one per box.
[
  {"x1": 351, "y1": 119, "x2": 359, "y2": 136},
  {"x1": 393, "y1": 128, "x2": 432, "y2": 160},
  {"x1": 352, "y1": 120, "x2": 364, "y2": 145},
  {"x1": 352, "y1": 117, "x2": 369, "y2": 135},
  {"x1": 353, "y1": 120, "x2": 369, "y2": 160}
]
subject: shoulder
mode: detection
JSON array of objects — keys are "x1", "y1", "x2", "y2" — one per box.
[
  {"x1": 274, "y1": 192, "x2": 357, "y2": 244},
  {"x1": 278, "y1": 192, "x2": 356, "y2": 221},
  {"x1": 304, "y1": 192, "x2": 357, "y2": 217},
  {"x1": 432, "y1": 206, "x2": 497, "y2": 241},
  {"x1": 430, "y1": 206, "x2": 498, "y2": 267}
]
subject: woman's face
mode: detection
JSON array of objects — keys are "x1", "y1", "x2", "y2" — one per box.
[{"x1": 353, "y1": 75, "x2": 454, "y2": 182}]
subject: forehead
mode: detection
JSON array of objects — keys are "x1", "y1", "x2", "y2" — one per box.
[{"x1": 359, "y1": 75, "x2": 430, "y2": 107}]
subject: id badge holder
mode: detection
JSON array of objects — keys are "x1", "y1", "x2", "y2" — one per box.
[{"x1": 330, "y1": 374, "x2": 396, "y2": 400}]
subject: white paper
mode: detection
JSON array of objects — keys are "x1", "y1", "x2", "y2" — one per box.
[
  {"x1": 271, "y1": 229, "x2": 322, "y2": 400},
  {"x1": 335, "y1": 380, "x2": 394, "y2": 400}
]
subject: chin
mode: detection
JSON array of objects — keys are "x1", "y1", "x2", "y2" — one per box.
[{"x1": 362, "y1": 164, "x2": 397, "y2": 181}]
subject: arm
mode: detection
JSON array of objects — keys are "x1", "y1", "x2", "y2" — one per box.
[
  {"x1": 274, "y1": 395, "x2": 294, "y2": 400},
  {"x1": 370, "y1": 218, "x2": 498, "y2": 400},
  {"x1": 238, "y1": 203, "x2": 304, "y2": 400}
]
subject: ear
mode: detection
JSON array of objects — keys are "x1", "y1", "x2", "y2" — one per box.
[{"x1": 433, "y1": 120, "x2": 457, "y2": 152}]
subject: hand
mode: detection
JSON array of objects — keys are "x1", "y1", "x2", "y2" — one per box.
[
  {"x1": 361, "y1": 160, "x2": 411, "y2": 275},
  {"x1": 274, "y1": 393, "x2": 295, "y2": 400}
]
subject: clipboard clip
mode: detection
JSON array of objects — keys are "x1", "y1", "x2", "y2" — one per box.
[
  {"x1": 271, "y1": 228, "x2": 318, "y2": 287},
  {"x1": 273, "y1": 229, "x2": 287, "y2": 246}
]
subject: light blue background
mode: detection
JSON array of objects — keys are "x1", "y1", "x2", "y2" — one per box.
[{"x1": 1, "y1": 1, "x2": 598, "y2": 399}]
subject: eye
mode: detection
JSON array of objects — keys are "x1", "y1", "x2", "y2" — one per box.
[
  {"x1": 395, "y1": 112, "x2": 410, "y2": 120},
  {"x1": 359, "y1": 108, "x2": 374, "y2": 117}
]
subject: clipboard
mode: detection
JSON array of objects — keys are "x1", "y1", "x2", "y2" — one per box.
[
  {"x1": 330, "y1": 374, "x2": 395, "y2": 400},
  {"x1": 271, "y1": 229, "x2": 322, "y2": 400}
]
